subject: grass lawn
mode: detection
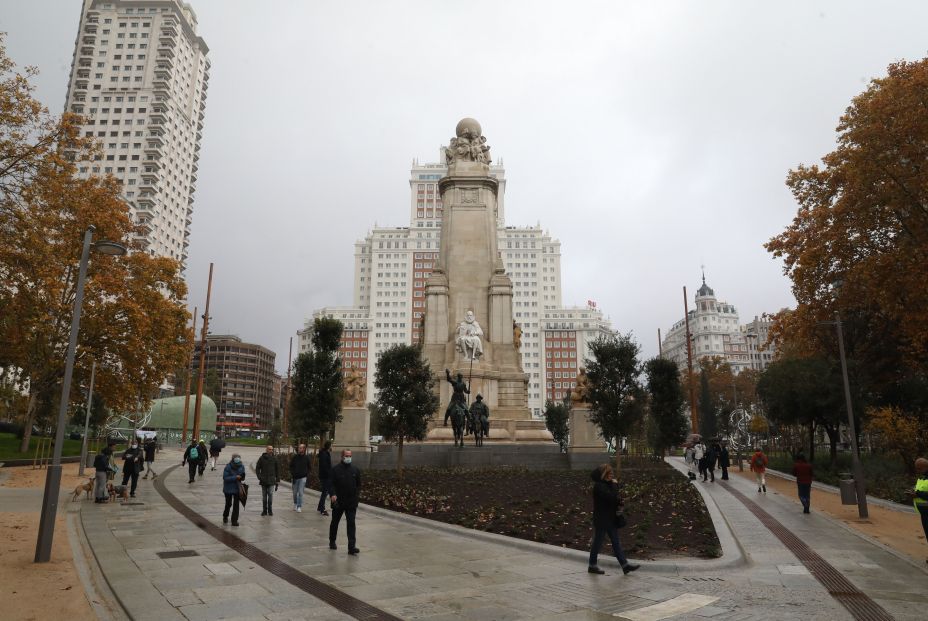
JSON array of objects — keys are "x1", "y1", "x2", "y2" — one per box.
[{"x1": 0, "y1": 432, "x2": 84, "y2": 461}]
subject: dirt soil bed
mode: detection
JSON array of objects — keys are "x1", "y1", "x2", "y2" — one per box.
[{"x1": 308, "y1": 458, "x2": 721, "y2": 559}]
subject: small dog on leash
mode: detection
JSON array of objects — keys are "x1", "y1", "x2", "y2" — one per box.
[
  {"x1": 107, "y1": 482, "x2": 129, "y2": 503},
  {"x1": 71, "y1": 477, "x2": 95, "y2": 501}
]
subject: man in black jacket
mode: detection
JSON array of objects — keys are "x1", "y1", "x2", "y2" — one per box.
[
  {"x1": 289, "y1": 444, "x2": 311, "y2": 512},
  {"x1": 142, "y1": 437, "x2": 158, "y2": 479},
  {"x1": 182, "y1": 440, "x2": 200, "y2": 483},
  {"x1": 93, "y1": 446, "x2": 115, "y2": 503},
  {"x1": 317, "y1": 440, "x2": 332, "y2": 516},
  {"x1": 255, "y1": 445, "x2": 280, "y2": 516},
  {"x1": 329, "y1": 449, "x2": 361, "y2": 555},
  {"x1": 121, "y1": 441, "x2": 144, "y2": 497}
]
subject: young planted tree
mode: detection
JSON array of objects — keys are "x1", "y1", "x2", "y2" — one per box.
[
  {"x1": 543, "y1": 398, "x2": 570, "y2": 452},
  {"x1": 371, "y1": 344, "x2": 439, "y2": 479},
  {"x1": 584, "y1": 333, "x2": 645, "y2": 472},
  {"x1": 698, "y1": 370, "x2": 717, "y2": 440},
  {"x1": 0, "y1": 38, "x2": 190, "y2": 452},
  {"x1": 289, "y1": 317, "x2": 344, "y2": 446},
  {"x1": 644, "y1": 357, "x2": 688, "y2": 456}
]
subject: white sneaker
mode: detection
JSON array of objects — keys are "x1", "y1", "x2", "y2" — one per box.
[
  {"x1": 294, "y1": 505, "x2": 298, "y2": 511},
  {"x1": 297, "y1": 507, "x2": 302, "y2": 513}
]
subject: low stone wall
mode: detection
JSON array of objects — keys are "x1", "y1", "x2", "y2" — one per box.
[{"x1": 348, "y1": 443, "x2": 607, "y2": 471}]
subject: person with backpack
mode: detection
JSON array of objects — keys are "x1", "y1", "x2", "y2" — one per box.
[
  {"x1": 182, "y1": 439, "x2": 200, "y2": 484},
  {"x1": 750, "y1": 447, "x2": 768, "y2": 493}
]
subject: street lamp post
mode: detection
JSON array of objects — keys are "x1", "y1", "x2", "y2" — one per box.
[
  {"x1": 834, "y1": 312, "x2": 869, "y2": 519},
  {"x1": 35, "y1": 226, "x2": 126, "y2": 563},
  {"x1": 77, "y1": 360, "x2": 96, "y2": 477}
]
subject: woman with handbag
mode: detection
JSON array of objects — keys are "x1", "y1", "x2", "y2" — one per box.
[
  {"x1": 588, "y1": 463, "x2": 640, "y2": 575},
  {"x1": 222, "y1": 453, "x2": 247, "y2": 526}
]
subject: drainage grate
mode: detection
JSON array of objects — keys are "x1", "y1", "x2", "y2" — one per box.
[
  {"x1": 682, "y1": 577, "x2": 725, "y2": 582},
  {"x1": 156, "y1": 549, "x2": 200, "y2": 559},
  {"x1": 721, "y1": 482, "x2": 893, "y2": 621},
  {"x1": 154, "y1": 465, "x2": 402, "y2": 621}
]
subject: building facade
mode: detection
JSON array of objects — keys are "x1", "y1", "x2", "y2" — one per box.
[
  {"x1": 193, "y1": 335, "x2": 276, "y2": 435},
  {"x1": 661, "y1": 276, "x2": 778, "y2": 375},
  {"x1": 65, "y1": 0, "x2": 209, "y2": 269},
  {"x1": 302, "y1": 158, "x2": 614, "y2": 417},
  {"x1": 542, "y1": 305, "x2": 615, "y2": 403}
]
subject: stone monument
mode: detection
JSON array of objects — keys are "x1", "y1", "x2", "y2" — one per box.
[
  {"x1": 425, "y1": 118, "x2": 552, "y2": 443},
  {"x1": 333, "y1": 365, "x2": 370, "y2": 453}
]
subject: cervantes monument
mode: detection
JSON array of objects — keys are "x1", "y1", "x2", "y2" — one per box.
[{"x1": 424, "y1": 118, "x2": 552, "y2": 443}]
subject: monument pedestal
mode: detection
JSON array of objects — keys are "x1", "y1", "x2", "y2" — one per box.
[
  {"x1": 567, "y1": 405, "x2": 604, "y2": 453},
  {"x1": 425, "y1": 417, "x2": 552, "y2": 443},
  {"x1": 333, "y1": 406, "x2": 370, "y2": 453}
]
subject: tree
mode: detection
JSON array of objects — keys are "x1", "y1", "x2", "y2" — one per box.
[
  {"x1": 584, "y1": 333, "x2": 645, "y2": 469},
  {"x1": 864, "y1": 406, "x2": 927, "y2": 475},
  {"x1": 371, "y1": 344, "x2": 439, "y2": 479},
  {"x1": 765, "y1": 58, "x2": 928, "y2": 409},
  {"x1": 186, "y1": 368, "x2": 221, "y2": 404},
  {"x1": 0, "y1": 39, "x2": 190, "y2": 452},
  {"x1": 289, "y1": 317, "x2": 343, "y2": 444},
  {"x1": 69, "y1": 393, "x2": 107, "y2": 433},
  {"x1": 698, "y1": 370, "x2": 717, "y2": 440},
  {"x1": 644, "y1": 357, "x2": 688, "y2": 456},
  {"x1": 543, "y1": 398, "x2": 570, "y2": 452}
]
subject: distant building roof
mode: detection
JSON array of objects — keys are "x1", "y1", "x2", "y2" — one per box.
[{"x1": 146, "y1": 395, "x2": 217, "y2": 432}]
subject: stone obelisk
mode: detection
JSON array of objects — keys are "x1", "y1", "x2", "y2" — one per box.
[{"x1": 423, "y1": 119, "x2": 551, "y2": 442}]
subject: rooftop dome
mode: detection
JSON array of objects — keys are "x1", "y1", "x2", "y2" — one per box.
[
  {"x1": 455, "y1": 117, "x2": 482, "y2": 138},
  {"x1": 696, "y1": 273, "x2": 715, "y2": 297}
]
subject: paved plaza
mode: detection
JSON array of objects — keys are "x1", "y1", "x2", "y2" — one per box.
[{"x1": 65, "y1": 447, "x2": 928, "y2": 620}]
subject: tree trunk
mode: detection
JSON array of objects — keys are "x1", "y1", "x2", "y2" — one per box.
[
  {"x1": 397, "y1": 435, "x2": 405, "y2": 481},
  {"x1": 824, "y1": 425, "x2": 839, "y2": 465},
  {"x1": 808, "y1": 420, "x2": 815, "y2": 463},
  {"x1": 18, "y1": 388, "x2": 39, "y2": 453}
]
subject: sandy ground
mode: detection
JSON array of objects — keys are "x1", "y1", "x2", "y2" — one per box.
[
  {"x1": 0, "y1": 464, "x2": 98, "y2": 621},
  {"x1": 732, "y1": 464, "x2": 928, "y2": 565}
]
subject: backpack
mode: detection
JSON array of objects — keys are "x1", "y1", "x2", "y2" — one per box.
[
  {"x1": 189, "y1": 446, "x2": 199, "y2": 460},
  {"x1": 752, "y1": 453, "x2": 766, "y2": 468}
]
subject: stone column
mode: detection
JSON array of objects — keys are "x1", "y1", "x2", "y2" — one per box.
[{"x1": 333, "y1": 406, "x2": 370, "y2": 453}]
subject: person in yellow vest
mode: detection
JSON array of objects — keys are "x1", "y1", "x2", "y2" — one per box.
[{"x1": 911, "y1": 458, "x2": 928, "y2": 561}]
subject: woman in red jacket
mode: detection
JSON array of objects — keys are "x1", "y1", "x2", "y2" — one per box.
[{"x1": 792, "y1": 453, "x2": 813, "y2": 514}]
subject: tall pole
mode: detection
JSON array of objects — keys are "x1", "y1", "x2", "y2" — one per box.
[
  {"x1": 78, "y1": 360, "x2": 96, "y2": 476},
  {"x1": 282, "y1": 336, "x2": 292, "y2": 444},
  {"x1": 181, "y1": 305, "x2": 196, "y2": 444},
  {"x1": 36, "y1": 226, "x2": 94, "y2": 563},
  {"x1": 192, "y1": 263, "x2": 213, "y2": 441},
  {"x1": 683, "y1": 286, "x2": 698, "y2": 433},
  {"x1": 836, "y1": 312, "x2": 868, "y2": 519},
  {"x1": 657, "y1": 328, "x2": 662, "y2": 358}
]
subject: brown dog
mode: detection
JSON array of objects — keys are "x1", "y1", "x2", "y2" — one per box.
[
  {"x1": 71, "y1": 477, "x2": 95, "y2": 502},
  {"x1": 106, "y1": 482, "x2": 129, "y2": 503}
]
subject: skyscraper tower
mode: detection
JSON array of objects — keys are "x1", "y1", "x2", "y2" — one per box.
[{"x1": 64, "y1": 0, "x2": 209, "y2": 269}]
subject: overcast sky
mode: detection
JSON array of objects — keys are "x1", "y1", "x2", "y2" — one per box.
[{"x1": 4, "y1": 1, "x2": 927, "y2": 373}]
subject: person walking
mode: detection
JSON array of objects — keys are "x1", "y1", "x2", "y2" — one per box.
[
  {"x1": 587, "y1": 463, "x2": 640, "y2": 575},
  {"x1": 684, "y1": 443, "x2": 697, "y2": 480},
  {"x1": 255, "y1": 445, "x2": 280, "y2": 516},
  {"x1": 197, "y1": 440, "x2": 208, "y2": 478},
  {"x1": 142, "y1": 437, "x2": 158, "y2": 479},
  {"x1": 705, "y1": 442, "x2": 719, "y2": 483},
  {"x1": 719, "y1": 442, "x2": 731, "y2": 481},
  {"x1": 696, "y1": 441, "x2": 708, "y2": 481},
  {"x1": 909, "y1": 458, "x2": 928, "y2": 563},
  {"x1": 93, "y1": 445, "x2": 115, "y2": 503},
  {"x1": 329, "y1": 449, "x2": 361, "y2": 554},
  {"x1": 317, "y1": 440, "x2": 333, "y2": 516},
  {"x1": 182, "y1": 439, "x2": 200, "y2": 483},
  {"x1": 792, "y1": 453, "x2": 813, "y2": 513},
  {"x1": 120, "y1": 440, "x2": 144, "y2": 497},
  {"x1": 209, "y1": 436, "x2": 225, "y2": 471},
  {"x1": 751, "y1": 446, "x2": 768, "y2": 493},
  {"x1": 289, "y1": 443, "x2": 311, "y2": 512},
  {"x1": 222, "y1": 454, "x2": 246, "y2": 526}
]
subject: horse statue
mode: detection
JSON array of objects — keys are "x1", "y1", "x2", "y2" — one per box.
[{"x1": 448, "y1": 401, "x2": 468, "y2": 448}]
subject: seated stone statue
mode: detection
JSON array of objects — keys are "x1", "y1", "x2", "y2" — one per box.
[{"x1": 455, "y1": 310, "x2": 484, "y2": 360}]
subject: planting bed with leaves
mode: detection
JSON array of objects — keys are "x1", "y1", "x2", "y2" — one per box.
[{"x1": 300, "y1": 457, "x2": 719, "y2": 559}]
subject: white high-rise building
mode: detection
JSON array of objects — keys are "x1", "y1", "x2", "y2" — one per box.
[
  {"x1": 64, "y1": 0, "x2": 209, "y2": 269},
  {"x1": 303, "y1": 158, "x2": 613, "y2": 416}
]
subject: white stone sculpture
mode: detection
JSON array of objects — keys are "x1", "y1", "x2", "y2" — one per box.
[
  {"x1": 455, "y1": 310, "x2": 484, "y2": 360},
  {"x1": 444, "y1": 118, "x2": 492, "y2": 166}
]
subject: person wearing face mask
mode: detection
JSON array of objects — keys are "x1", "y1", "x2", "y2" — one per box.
[
  {"x1": 121, "y1": 441, "x2": 144, "y2": 498},
  {"x1": 222, "y1": 454, "x2": 246, "y2": 526},
  {"x1": 255, "y1": 445, "x2": 280, "y2": 516},
  {"x1": 329, "y1": 449, "x2": 361, "y2": 555}
]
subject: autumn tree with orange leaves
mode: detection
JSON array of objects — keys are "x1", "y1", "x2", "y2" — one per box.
[
  {"x1": 0, "y1": 36, "x2": 191, "y2": 451},
  {"x1": 766, "y1": 57, "x2": 928, "y2": 418}
]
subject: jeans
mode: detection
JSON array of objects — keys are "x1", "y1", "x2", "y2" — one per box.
[
  {"x1": 292, "y1": 477, "x2": 306, "y2": 509},
  {"x1": 317, "y1": 478, "x2": 332, "y2": 512},
  {"x1": 755, "y1": 471, "x2": 766, "y2": 488},
  {"x1": 223, "y1": 493, "x2": 240, "y2": 524},
  {"x1": 588, "y1": 524, "x2": 628, "y2": 568},
  {"x1": 261, "y1": 484, "x2": 274, "y2": 513},
  {"x1": 187, "y1": 462, "x2": 198, "y2": 482},
  {"x1": 330, "y1": 504, "x2": 357, "y2": 547},
  {"x1": 797, "y1": 482, "x2": 811, "y2": 511},
  {"x1": 121, "y1": 470, "x2": 139, "y2": 495},
  {"x1": 721, "y1": 466, "x2": 729, "y2": 480},
  {"x1": 94, "y1": 471, "x2": 109, "y2": 499}
]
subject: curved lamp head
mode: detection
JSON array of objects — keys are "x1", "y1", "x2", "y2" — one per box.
[{"x1": 92, "y1": 241, "x2": 128, "y2": 256}]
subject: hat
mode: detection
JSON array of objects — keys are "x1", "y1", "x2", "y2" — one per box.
[{"x1": 475, "y1": 393, "x2": 483, "y2": 400}]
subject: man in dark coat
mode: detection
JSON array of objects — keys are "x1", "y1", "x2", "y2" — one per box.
[
  {"x1": 588, "y1": 464, "x2": 639, "y2": 575},
  {"x1": 93, "y1": 446, "x2": 115, "y2": 503},
  {"x1": 317, "y1": 440, "x2": 333, "y2": 516},
  {"x1": 719, "y1": 443, "x2": 731, "y2": 480},
  {"x1": 792, "y1": 453, "x2": 814, "y2": 513},
  {"x1": 329, "y1": 449, "x2": 361, "y2": 555},
  {"x1": 704, "y1": 443, "x2": 718, "y2": 482},
  {"x1": 209, "y1": 436, "x2": 225, "y2": 471},
  {"x1": 182, "y1": 440, "x2": 200, "y2": 483},
  {"x1": 121, "y1": 441, "x2": 144, "y2": 497},
  {"x1": 142, "y1": 437, "x2": 158, "y2": 479},
  {"x1": 255, "y1": 445, "x2": 280, "y2": 516}
]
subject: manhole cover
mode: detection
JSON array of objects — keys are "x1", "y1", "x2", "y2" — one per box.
[{"x1": 157, "y1": 550, "x2": 200, "y2": 559}]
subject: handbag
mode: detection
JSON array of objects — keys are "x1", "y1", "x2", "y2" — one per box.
[
  {"x1": 238, "y1": 481, "x2": 249, "y2": 505},
  {"x1": 614, "y1": 509, "x2": 627, "y2": 529}
]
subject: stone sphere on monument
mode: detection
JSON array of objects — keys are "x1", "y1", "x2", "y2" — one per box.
[{"x1": 455, "y1": 117, "x2": 482, "y2": 138}]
